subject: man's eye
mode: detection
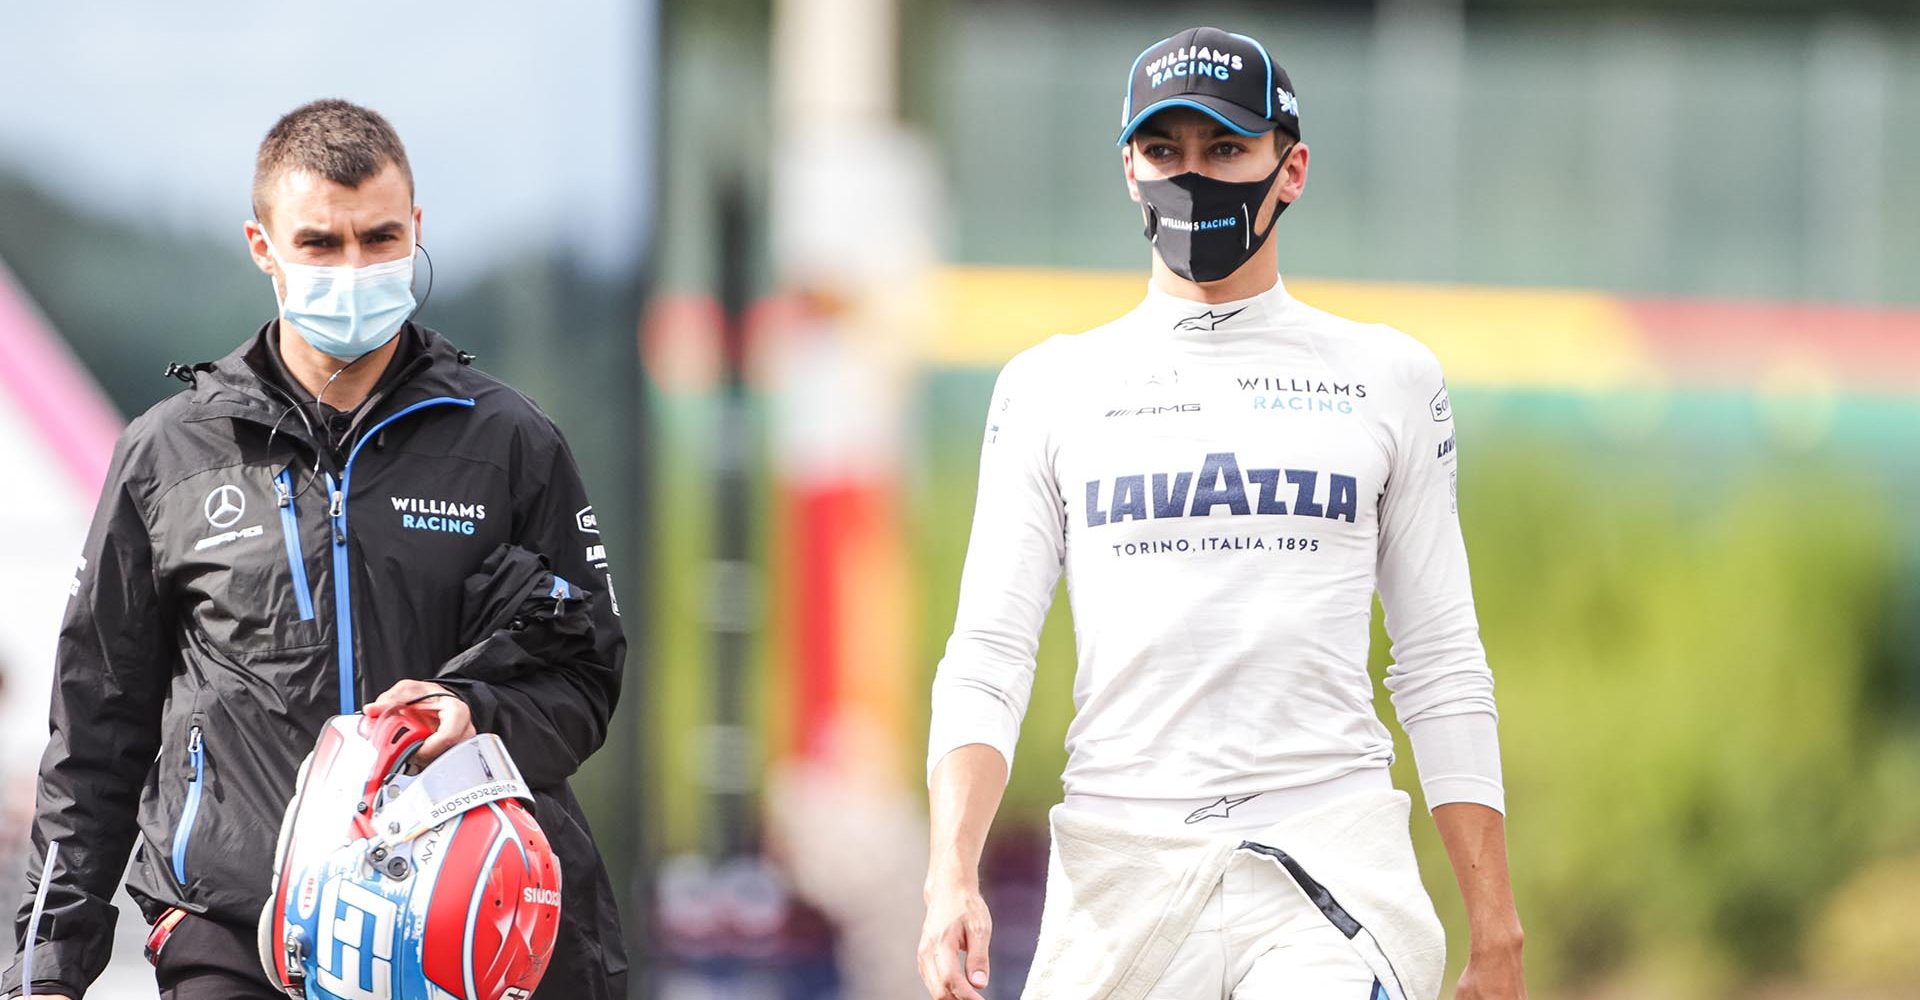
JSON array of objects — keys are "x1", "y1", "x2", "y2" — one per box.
[
  {"x1": 1213, "y1": 143, "x2": 1244, "y2": 157},
  {"x1": 1146, "y1": 144, "x2": 1176, "y2": 158}
]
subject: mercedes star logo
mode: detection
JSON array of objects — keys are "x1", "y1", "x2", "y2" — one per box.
[{"x1": 205, "y1": 484, "x2": 246, "y2": 528}]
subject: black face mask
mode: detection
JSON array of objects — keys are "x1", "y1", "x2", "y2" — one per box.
[{"x1": 1136, "y1": 158, "x2": 1289, "y2": 284}]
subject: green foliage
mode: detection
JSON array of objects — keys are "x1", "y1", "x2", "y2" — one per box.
[{"x1": 1404, "y1": 434, "x2": 1896, "y2": 991}]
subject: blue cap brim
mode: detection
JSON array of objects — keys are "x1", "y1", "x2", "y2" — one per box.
[{"x1": 1116, "y1": 96, "x2": 1274, "y2": 147}]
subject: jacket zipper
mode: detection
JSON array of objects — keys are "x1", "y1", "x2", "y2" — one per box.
[
  {"x1": 328, "y1": 397, "x2": 477, "y2": 715},
  {"x1": 171, "y1": 725, "x2": 205, "y2": 886},
  {"x1": 275, "y1": 469, "x2": 315, "y2": 621}
]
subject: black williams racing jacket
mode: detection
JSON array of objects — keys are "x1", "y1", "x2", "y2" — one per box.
[{"x1": 3, "y1": 323, "x2": 628, "y2": 997}]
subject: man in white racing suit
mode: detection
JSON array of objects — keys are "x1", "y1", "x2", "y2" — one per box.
[{"x1": 918, "y1": 25, "x2": 1526, "y2": 1000}]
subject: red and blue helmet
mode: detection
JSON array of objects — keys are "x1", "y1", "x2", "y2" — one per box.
[{"x1": 260, "y1": 709, "x2": 562, "y2": 1000}]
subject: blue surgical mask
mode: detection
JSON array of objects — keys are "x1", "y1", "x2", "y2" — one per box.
[{"x1": 262, "y1": 233, "x2": 418, "y2": 360}]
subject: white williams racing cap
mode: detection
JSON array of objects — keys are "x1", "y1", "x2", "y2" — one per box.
[{"x1": 1118, "y1": 26, "x2": 1300, "y2": 146}]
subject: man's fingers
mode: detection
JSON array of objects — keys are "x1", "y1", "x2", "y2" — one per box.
[
  {"x1": 916, "y1": 944, "x2": 939, "y2": 998},
  {"x1": 415, "y1": 702, "x2": 473, "y2": 762},
  {"x1": 362, "y1": 682, "x2": 471, "y2": 760},
  {"x1": 919, "y1": 942, "x2": 951, "y2": 999},
  {"x1": 918, "y1": 924, "x2": 982, "y2": 1000},
  {"x1": 932, "y1": 929, "x2": 964, "y2": 999},
  {"x1": 945, "y1": 924, "x2": 986, "y2": 1000},
  {"x1": 963, "y1": 916, "x2": 992, "y2": 991},
  {"x1": 365, "y1": 679, "x2": 428, "y2": 715}
]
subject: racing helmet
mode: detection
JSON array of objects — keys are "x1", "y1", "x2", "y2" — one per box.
[{"x1": 260, "y1": 708, "x2": 562, "y2": 1000}]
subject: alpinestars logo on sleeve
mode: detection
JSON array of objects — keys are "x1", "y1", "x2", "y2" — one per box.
[{"x1": 1174, "y1": 307, "x2": 1246, "y2": 331}]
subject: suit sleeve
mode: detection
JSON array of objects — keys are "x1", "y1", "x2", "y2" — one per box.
[
  {"x1": 926, "y1": 347, "x2": 1066, "y2": 782},
  {"x1": 1374, "y1": 345, "x2": 1506, "y2": 813},
  {"x1": 439, "y1": 423, "x2": 626, "y2": 789},
  {"x1": 3, "y1": 430, "x2": 171, "y2": 999}
]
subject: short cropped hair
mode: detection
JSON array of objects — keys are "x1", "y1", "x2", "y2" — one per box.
[{"x1": 252, "y1": 99, "x2": 413, "y2": 223}]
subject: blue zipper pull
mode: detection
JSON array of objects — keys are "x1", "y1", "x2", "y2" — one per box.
[{"x1": 172, "y1": 725, "x2": 207, "y2": 886}]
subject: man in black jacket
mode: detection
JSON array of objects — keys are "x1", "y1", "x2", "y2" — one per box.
[{"x1": 3, "y1": 100, "x2": 629, "y2": 998}]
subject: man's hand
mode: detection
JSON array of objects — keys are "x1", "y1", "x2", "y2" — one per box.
[
  {"x1": 1454, "y1": 934, "x2": 1526, "y2": 1000},
  {"x1": 921, "y1": 745, "x2": 1010, "y2": 1000},
  {"x1": 365, "y1": 680, "x2": 475, "y2": 762},
  {"x1": 918, "y1": 878, "x2": 993, "y2": 1000}
]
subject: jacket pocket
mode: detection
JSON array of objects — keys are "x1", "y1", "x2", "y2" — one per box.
[
  {"x1": 276, "y1": 469, "x2": 315, "y2": 621},
  {"x1": 170, "y1": 722, "x2": 207, "y2": 887}
]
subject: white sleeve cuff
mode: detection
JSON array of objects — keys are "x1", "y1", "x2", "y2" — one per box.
[
  {"x1": 1404, "y1": 710, "x2": 1506, "y2": 814},
  {"x1": 926, "y1": 677, "x2": 1022, "y2": 786}
]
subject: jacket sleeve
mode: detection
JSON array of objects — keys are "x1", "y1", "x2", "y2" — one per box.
[
  {"x1": 3, "y1": 430, "x2": 172, "y2": 999},
  {"x1": 436, "y1": 422, "x2": 626, "y2": 789}
]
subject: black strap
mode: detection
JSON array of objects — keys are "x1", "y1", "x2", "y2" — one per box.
[{"x1": 1236, "y1": 841, "x2": 1363, "y2": 939}]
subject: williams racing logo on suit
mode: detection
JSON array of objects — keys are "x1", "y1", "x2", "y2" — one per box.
[
  {"x1": 1238, "y1": 375, "x2": 1367, "y2": 416},
  {"x1": 391, "y1": 496, "x2": 487, "y2": 536}
]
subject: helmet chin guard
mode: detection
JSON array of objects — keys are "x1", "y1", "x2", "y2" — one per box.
[{"x1": 261, "y1": 709, "x2": 562, "y2": 1000}]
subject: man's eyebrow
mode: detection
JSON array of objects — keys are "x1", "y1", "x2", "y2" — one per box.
[
  {"x1": 357, "y1": 219, "x2": 408, "y2": 240},
  {"x1": 291, "y1": 226, "x2": 338, "y2": 243},
  {"x1": 1133, "y1": 122, "x2": 1240, "y2": 143}
]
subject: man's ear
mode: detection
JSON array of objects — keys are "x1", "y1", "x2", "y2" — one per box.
[
  {"x1": 412, "y1": 204, "x2": 425, "y2": 244},
  {"x1": 243, "y1": 219, "x2": 276, "y2": 276},
  {"x1": 1279, "y1": 140, "x2": 1309, "y2": 204},
  {"x1": 1122, "y1": 142, "x2": 1142, "y2": 204}
]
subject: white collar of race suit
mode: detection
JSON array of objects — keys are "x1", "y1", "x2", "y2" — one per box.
[{"x1": 1139, "y1": 274, "x2": 1297, "y2": 338}]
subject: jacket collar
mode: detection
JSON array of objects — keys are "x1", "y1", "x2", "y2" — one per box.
[{"x1": 183, "y1": 320, "x2": 475, "y2": 431}]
